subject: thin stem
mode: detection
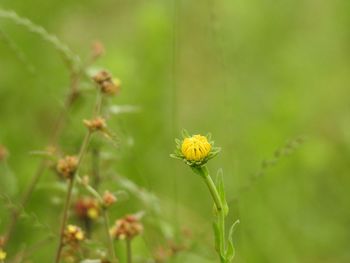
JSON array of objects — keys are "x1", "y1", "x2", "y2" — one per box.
[
  {"x1": 102, "y1": 208, "x2": 117, "y2": 262},
  {"x1": 91, "y1": 148, "x2": 101, "y2": 190},
  {"x1": 201, "y1": 166, "x2": 222, "y2": 211},
  {"x1": 200, "y1": 166, "x2": 226, "y2": 259},
  {"x1": 54, "y1": 178, "x2": 74, "y2": 263},
  {"x1": 126, "y1": 239, "x2": 132, "y2": 263},
  {"x1": 54, "y1": 130, "x2": 92, "y2": 263}
]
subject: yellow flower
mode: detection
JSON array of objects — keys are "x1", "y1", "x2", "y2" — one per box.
[
  {"x1": 171, "y1": 130, "x2": 220, "y2": 167},
  {"x1": 75, "y1": 231, "x2": 84, "y2": 241},
  {"x1": 64, "y1": 224, "x2": 85, "y2": 244},
  {"x1": 181, "y1": 135, "x2": 211, "y2": 161},
  {"x1": 87, "y1": 207, "x2": 99, "y2": 219},
  {"x1": 0, "y1": 249, "x2": 6, "y2": 260}
]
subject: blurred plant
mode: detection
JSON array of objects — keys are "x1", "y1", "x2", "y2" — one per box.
[
  {"x1": 0, "y1": 9, "x2": 100, "y2": 247},
  {"x1": 171, "y1": 130, "x2": 239, "y2": 263}
]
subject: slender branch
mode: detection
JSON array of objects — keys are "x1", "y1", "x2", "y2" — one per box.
[
  {"x1": 54, "y1": 131, "x2": 92, "y2": 263},
  {"x1": 54, "y1": 178, "x2": 74, "y2": 263}
]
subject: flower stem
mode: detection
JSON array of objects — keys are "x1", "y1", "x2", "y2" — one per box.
[
  {"x1": 200, "y1": 166, "x2": 222, "y2": 211},
  {"x1": 54, "y1": 130, "x2": 92, "y2": 263},
  {"x1": 102, "y1": 208, "x2": 117, "y2": 262},
  {"x1": 54, "y1": 178, "x2": 74, "y2": 263},
  {"x1": 199, "y1": 166, "x2": 226, "y2": 260},
  {"x1": 126, "y1": 239, "x2": 132, "y2": 263}
]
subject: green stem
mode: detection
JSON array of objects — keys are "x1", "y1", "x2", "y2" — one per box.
[
  {"x1": 54, "y1": 178, "x2": 74, "y2": 263},
  {"x1": 199, "y1": 166, "x2": 226, "y2": 260}
]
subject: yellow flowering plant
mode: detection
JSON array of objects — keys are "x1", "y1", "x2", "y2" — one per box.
[
  {"x1": 171, "y1": 130, "x2": 239, "y2": 263},
  {"x1": 170, "y1": 129, "x2": 221, "y2": 167}
]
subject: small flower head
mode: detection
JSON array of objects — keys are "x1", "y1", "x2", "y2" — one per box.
[
  {"x1": 64, "y1": 224, "x2": 85, "y2": 244},
  {"x1": 83, "y1": 117, "x2": 107, "y2": 132},
  {"x1": 92, "y1": 70, "x2": 121, "y2": 96},
  {"x1": 103, "y1": 190, "x2": 117, "y2": 207},
  {"x1": 110, "y1": 214, "x2": 143, "y2": 241},
  {"x1": 57, "y1": 156, "x2": 78, "y2": 179},
  {"x1": 74, "y1": 197, "x2": 100, "y2": 220},
  {"x1": 0, "y1": 249, "x2": 6, "y2": 260},
  {"x1": 171, "y1": 130, "x2": 220, "y2": 167}
]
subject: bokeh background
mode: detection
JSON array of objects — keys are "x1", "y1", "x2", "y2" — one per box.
[{"x1": 1, "y1": 0, "x2": 350, "y2": 262}]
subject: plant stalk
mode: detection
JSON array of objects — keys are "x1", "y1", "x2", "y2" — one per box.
[{"x1": 200, "y1": 166, "x2": 226, "y2": 260}]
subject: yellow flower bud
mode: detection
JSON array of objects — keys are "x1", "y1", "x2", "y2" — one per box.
[{"x1": 181, "y1": 135, "x2": 211, "y2": 161}]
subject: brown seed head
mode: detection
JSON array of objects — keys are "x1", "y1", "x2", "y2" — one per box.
[
  {"x1": 57, "y1": 156, "x2": 78, "y2": 179},
  {"x1": 92, "y1": 70, "x2": 121, "y2": 96},
  {"x1": 93, "y1": 70, "x2": 111, "y2": 84},
  {"x1": 110, "y1": 215, "x2": 143, "y2": 240},
  {"x1": 103, "y1": 191, "x2": 117, "y2": 207},
  {"x1": 83, "y1": 117, "x2": 107, "y2": 132}
]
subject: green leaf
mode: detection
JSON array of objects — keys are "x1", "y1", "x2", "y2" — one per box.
[
  {"x1": 225, "y1": 239, "x2": 235, "y2": 262},
  {"x1": 216, "y1": 169, "x2": 229, "y2": 216},
  {"x1": 225, "y1": 220, "x2": 240, "y2": 261}
]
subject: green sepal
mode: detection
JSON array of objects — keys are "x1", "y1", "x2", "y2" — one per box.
[{"x1": 181, "y1": 129, "x2": 190, "y2": 139}]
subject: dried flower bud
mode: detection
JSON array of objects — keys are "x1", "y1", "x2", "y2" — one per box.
[
  {"x1": 91, "y1": 41, "x2": 105, "y2": 58},
  {"x1": 0, "y1": 145, "x2": 8, "y2": 162},
  {"x1": 0, "y1": 248, "x2": 6, "y2": 260},
  {"x1": 57, "y1": 156, "x2": 78, "y2": 179},
  {"x1": 74, "y1": 197, "x2": 100, "y2": 220},
  {"x1": 103, "y1": 191, "x2": 117, "y2": 207},
  {"x1": 92, "y1": 70, "x2": 121, "y2": 96},
  {"x1": 64, "y1": 225, "x2": 85, "y2": 244},
  {"x1": 100, "y1": 78, "x2": 121, "y2": 95},
  {"x1": 93, "y1": 70, "x2": 112, "y2": 85},
  {"x1": 110, "y1": 215, "x2": 143, "y2": 240},
  {"x1": 83, "y1": 117, "x2": 107, "y2": 132}
]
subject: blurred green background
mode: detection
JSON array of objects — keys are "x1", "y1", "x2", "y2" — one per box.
[{"x1": 1, "y1": 0, "x2": 350, "y2": 262}]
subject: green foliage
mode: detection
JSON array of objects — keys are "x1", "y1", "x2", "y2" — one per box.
[{"x1": 1, "y1": 0, "x2": 350, "y2": 262}]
